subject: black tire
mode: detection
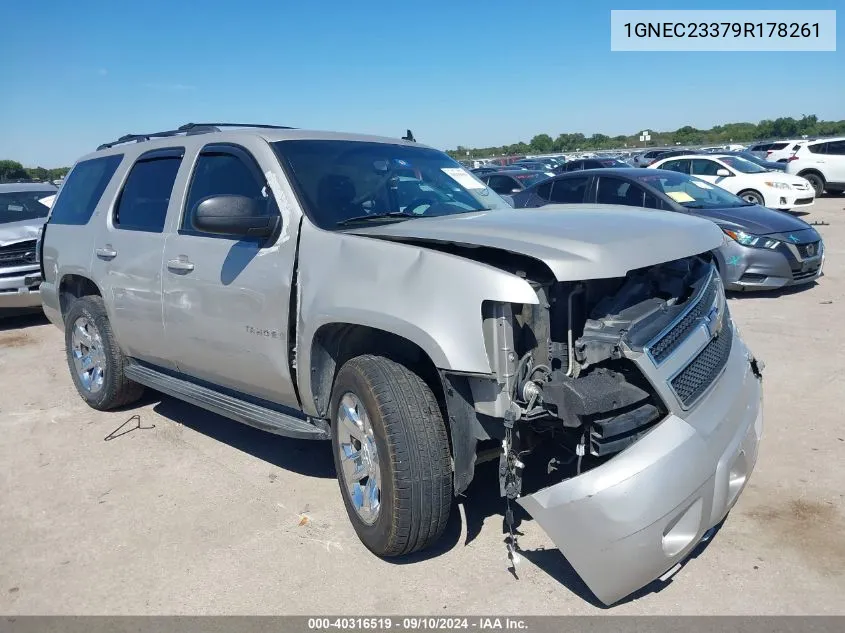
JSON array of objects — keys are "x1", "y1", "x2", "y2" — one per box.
[
  {"x1": 801, "y1": 172, "x2": 825, "y2": 198},
  {"x1": 330, "y1": 354, "x2": 452, "y2": 557},
  {"x1": 738, "y1": 189, "x2": 765, "y2": 206},
  {"x1": 64, "y1": 295, "x2": 144, "y2": 410}
]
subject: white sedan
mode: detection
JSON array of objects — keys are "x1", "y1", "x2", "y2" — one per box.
[{"x1": 649, "y1": 154, "x2": 814, "y2": 210}]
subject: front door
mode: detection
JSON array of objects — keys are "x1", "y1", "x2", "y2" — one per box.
[{"x1": 161, "y1": 141, "x2": 299, "y2": 407}]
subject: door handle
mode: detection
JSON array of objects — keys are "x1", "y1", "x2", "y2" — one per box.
[
  {"x1": 167, "y1": 258, "x2": 195, "y2": 273},
  {"x1": 95, "y1": 246, "x2": 117, "y2": 260}
]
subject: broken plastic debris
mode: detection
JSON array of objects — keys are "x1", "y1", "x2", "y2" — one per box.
[{"x1": 298, "y1": 516, "x2": 310, "y2": 526}]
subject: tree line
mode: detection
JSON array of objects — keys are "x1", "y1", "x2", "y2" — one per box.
[
  {"x1": 447, "y1": 114, "x2": 845, "y2": 159},
  {"x1": 0, "y1": 160, "x2": 69, "y2": 183}
]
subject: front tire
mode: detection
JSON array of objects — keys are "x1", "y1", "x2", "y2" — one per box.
[
  {"x1": 801, "y1": 172, "x2": 825, "y2": 198},
  {"x1": 738, "y1": 189, "x2": 765, "y2": 206},
  {"x1": 64, "y1": 295, "x2": 144, "y2": 410},
  {"x1": 330, "y1": 355, "x2": 452, "y2": 557}
]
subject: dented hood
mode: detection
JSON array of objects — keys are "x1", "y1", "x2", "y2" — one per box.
[
  {"x1": 348, "y1": 205, "x2": 724, "y2": 281},
  {"x1": 0, "y1": 219, "x2": 43, "y2": 248}
]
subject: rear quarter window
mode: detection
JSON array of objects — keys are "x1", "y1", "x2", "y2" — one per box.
[{"x1": 49, "y1": 155, "x2": 123, "y2": 225}]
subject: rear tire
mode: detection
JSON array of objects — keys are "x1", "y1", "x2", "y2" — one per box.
[
  {"x1": 801, "y1": 172, "x2": 825, "y2": 198},
  {"x1": 64, "y1": 295, "x2": 144, "y2": 410},
  {"x1": 738, "y1": 189, "x2": 765, "y2": 206},
  {"x1": 330, "y1": 354, "x2": 452, "y2": 557}
]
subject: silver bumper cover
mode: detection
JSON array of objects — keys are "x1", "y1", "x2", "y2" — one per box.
[
  {"x1": 0, "y1": 266, "x2": 42, "y2": 309},
  {"x1": 518, "y1": 329, "x2": 762, "y2": 606}
]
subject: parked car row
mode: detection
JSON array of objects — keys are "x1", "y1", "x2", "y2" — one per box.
[{"x1": 508, "y1": 167, "x2": 824, "y2": 292}]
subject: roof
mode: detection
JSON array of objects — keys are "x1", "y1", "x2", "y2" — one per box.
[
  {"x1": 0, "y1": 182, "x2": 58, "y2": 193},
  {"x1": 83, "y1": 125, "x2": 428, "y2": 163}
]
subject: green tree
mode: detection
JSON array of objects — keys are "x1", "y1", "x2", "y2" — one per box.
[
  {"x1": 0, "y1": 159, "x2": 27, "y2": 182},
  {"x1": 529, "y1": 134, "x2": 554, "y2": 153}
]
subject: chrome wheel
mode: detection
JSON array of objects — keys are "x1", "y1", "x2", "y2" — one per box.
[
  {"x1": 336, "y1": 392, "x2": 381, "y2": 525},
  {"x1": 740, "y1": 191, "x2": 764, "y2": 205},
  {"x1": 70, "y1": 316, "x2": 106, "y2": 394}
]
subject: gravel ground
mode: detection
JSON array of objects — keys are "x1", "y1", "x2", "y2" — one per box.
[{"x1": 1, "y1": 196, "x2": 843, "y2": 615}]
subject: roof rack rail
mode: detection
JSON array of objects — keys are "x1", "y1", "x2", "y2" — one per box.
[{"x1": 97, "y1": 122, "x2": 296, "y2": 150}]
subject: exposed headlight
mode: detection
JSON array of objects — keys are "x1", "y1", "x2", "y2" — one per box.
[
  {"x1": 723, "y1": 228, "x2": 780, "y2": 249},
  {"x1": 764, "y1": 181, "x2": 791, "y2": 189}
]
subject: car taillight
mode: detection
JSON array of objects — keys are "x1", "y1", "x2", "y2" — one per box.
[
  {"x1": 766, "y1": 150, "x2": 773, "y2": 156},
  {"x1": 787, "y1": 155, "x2": 799, "y2": 162}
]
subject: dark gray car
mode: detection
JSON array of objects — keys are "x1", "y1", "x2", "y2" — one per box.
[{"x1": 510, "y1": 168, "x2": 824, "y2": 291}]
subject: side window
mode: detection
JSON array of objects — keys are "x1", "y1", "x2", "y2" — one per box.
[
  {"x1": 643, "y1": 191, "x2": 662, "y2": 209},
  {"x1": 534, "y1": 180, "x2": 553, "y2": 200},
  {"x1": 691, "y1": 160, "x2": 722, "y2": 176},
  {"x1": 808, "y1": 143, "x2": 827, "y2": 154},
  {"x1": 659, "y1": 159, "x2": 689, "y2": 174},
  {"x1": 183, "y1": 147, "x2": 271, "y2": 232},
  {"x1": 596, "y1": 177, "x2": 645, "y2": 207},
  {"x1": 548, "y1": 177, "x2": 588, "y2": 203},
  {"x1": 825, "y1": 140, "x2": 845, "y2": 155},
  {"x1": 565, "y1": 161, "x2": 583, "y2": 172},
  {"x1": 113, "y1": 154, "x2": 182, "y2": 232},
  {"x1": 487, "y1": 175, "x2": 517, "y2": 195},
  {"x1": 49, "y1": 155, "x2": 123, "y2": 226}
]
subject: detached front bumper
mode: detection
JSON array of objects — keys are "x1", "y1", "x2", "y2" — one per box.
[
  {"x1": 518, "y1": 329, "x2": 762, "y2": 606},
  {"x1": 0, "y1": 267, "x2": 43, "y2": 310}
]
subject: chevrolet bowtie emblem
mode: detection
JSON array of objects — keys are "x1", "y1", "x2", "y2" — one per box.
[{"x1": 703, "y1": 305, "x2": 722, "y2": 339}]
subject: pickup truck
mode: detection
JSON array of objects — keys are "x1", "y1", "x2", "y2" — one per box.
[{"x1": 39, "y1": 123, "x2": 763, "y2": 605}]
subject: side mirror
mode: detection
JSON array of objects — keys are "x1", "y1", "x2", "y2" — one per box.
[
  {"x1": 192, "y1": 195, "x2": 278, "y2": 237},
  {"x1": 716, "y1": 168, "x2": 732, "y2": 177}
]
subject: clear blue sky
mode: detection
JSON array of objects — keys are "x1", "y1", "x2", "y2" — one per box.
[{"x1": 1, "y1": 0, "x2": 842, "y2": 167}]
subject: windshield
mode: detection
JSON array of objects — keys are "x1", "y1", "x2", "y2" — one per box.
[
  {"x1": 599, "y1": 159, "x2": 629, "y2": 167},
  {"x1": 0, "y1": 190, "x2": 54, "y2": 224},
  {"x1": 634, "y1": 171, "x2": 750, "y2": 209},
  {"x1": 719, "y1": 156, "x2": 768, "y2": 174},
  {"x1": 273, "y1": 140, "x2": 510, "y2": 229}
]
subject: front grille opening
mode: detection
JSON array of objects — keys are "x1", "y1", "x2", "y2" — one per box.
[
  {"x1": 649, "y1": 270, "x2": 718, "y2": 364},
  {"x1": 670, "y1": 321, "x2": 733, "y2": 407},
  {"x1": 740, "y1": 273, "x2": 767, "y2": 282}
]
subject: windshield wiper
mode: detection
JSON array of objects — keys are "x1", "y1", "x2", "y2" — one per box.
[{"x1": 336, "y1": 211, "x2": 419, "y2": 226}]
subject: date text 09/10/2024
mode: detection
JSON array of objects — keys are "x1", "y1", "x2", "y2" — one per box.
[{"x1": 307, "y1": 618, "x2": 528, "y2": 630}]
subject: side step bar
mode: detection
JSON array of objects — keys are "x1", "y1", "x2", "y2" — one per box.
[{"x1": 125, "y1": 362, "x2": 329, "y2": 440}]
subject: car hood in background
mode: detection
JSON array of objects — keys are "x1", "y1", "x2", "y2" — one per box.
[
  {"x1": 347, "y1": 205, "x2": 724, "y2": 282},
  {"x1": 0, "y1": 219, "x2": 44, "y2": 248},
  {"x1": 691, "y1": 204, "x2": 814, "y2": 236},
  {"x1": 744, "y1": 172, "x2": 811, "y2": 187}
]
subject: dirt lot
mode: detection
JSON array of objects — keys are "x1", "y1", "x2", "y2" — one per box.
[{"x1": 1, "y1": 197, "x2": 843, "y2": 615}]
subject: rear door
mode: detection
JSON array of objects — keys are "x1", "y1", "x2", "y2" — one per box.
[
  {"x1": 548, "y1": 176, "x2": 589, "y2": 204},
  {"x1": 821, "y1": 140, "x2": 845, "y2": 183},
  {"x1": 161, "y1": 141, "x2": 300, "y2": 407},
  {"x1": 89, "y1": 148, "x2": 183, "y2": 367}
]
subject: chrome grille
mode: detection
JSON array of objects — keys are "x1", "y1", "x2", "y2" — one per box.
[
  {"x1": 670, "y1": 321, "x2": 733, "y2": 407},
  {"x1": 0, "y1": 240, "x2": 37, "y2": 267},
  {"x1": 648, "y1": 270, "x2": 718, "y2": 364}
]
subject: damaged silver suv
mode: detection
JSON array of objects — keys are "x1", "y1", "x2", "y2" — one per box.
[{"x1": 40, "y1": 124, "x2": 763, "y2": 605}]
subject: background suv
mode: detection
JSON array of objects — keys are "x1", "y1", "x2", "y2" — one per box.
[
  {"x1": 785, "y1": 137, "x2": 845, "y2": 197},
  {"x1": 0, "y1": 182, "x2": 56, "y2": 312}
]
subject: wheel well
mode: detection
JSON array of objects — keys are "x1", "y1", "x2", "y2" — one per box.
[
  {"x1": 737, "y1": 188, "x2": 763, "y2": 198},
  {"x1": 310, "y1": 324, "x2": 444, "y2": 419},
  {"x1": 59, "y1": 275, "x2": 101, "y2": 317},
  {"x1": 797, "y1": 169, "x2": 825, "y2": 182}
]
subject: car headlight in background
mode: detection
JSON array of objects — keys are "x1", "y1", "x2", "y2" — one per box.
[
  {"x1": 764, "y1": 181, "x2": 791, "y2": 189},
  {"x1": 723, "y1": 228, "x2": 780, "y2": 249}
]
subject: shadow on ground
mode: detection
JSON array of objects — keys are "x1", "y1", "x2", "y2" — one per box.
[
  {"x1": 0, "y1": 310, "x2": 49, "y2": 331},
  {"x1": 133, "y1": 390, "x2": 728, "y2": 607},
  {"x1": 727, "y1": 280, "x2": 821, "y2": 300},
  {"x1": 148, "y1": 393, "x2": 336, "y2": 479}
]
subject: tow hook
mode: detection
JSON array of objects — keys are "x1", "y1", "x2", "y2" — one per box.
[{"x1": 748, "y1": 353, "x2": 764, "y2": 380}]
